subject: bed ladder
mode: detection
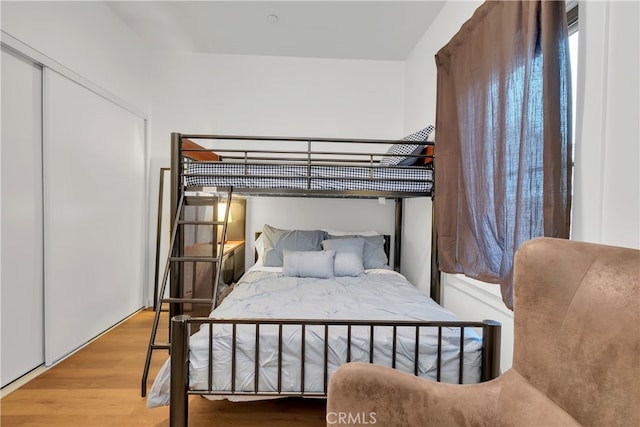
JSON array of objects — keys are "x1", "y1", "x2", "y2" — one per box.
[{"x1": 141, "y1": 190, "x2": 233, "y2": 397}]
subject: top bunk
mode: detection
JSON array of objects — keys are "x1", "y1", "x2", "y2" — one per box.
[{"x1": 171, "y1": 132, "x2": 435, "y2": 199}]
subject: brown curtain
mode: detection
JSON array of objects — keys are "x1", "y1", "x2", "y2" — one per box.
[{"x1": 434, "y1": 0, "x2": 572, "y2": 309}]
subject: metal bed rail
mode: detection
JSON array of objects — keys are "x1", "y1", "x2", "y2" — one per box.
[{"x1": 169, "y1": 315, "x2": 501, "y2": 427}]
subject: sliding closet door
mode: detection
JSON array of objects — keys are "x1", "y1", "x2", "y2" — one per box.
[
  {"x1": 1, "y1": 48, "x2": 45, "y2": 386},
  {"x1": 44, "y1": 70, "x2": 146, "y2": 365}
]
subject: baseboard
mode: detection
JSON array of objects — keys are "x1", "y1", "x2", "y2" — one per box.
[
  {"x1": 1, "y1": 365, "x2": 48, "y2": 398},
  {"x1": 444, "y1": 274, "x2": 514, "y2": 318}
]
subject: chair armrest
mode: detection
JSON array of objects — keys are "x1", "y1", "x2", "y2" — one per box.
[{"x1": 327, "y1": 363, "x2": 501, "y2": 427}]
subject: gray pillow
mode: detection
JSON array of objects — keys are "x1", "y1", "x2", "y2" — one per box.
[
  {"x1": 282, "y1": 250, "x2": 335, "y2": 279},
  {"x1": 262, "y1": 224, "x2": 327, "y2": 267},
  {"x1": 321, "y1": 238, "x2": 365, "y2": 277},
  {"x1": 328, "y1": 234, "x2": 388, "y2": 269}
]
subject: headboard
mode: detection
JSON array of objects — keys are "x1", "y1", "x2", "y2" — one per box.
[{"x1": 254, "y1": 231, "x2": 392, "y2": 264}]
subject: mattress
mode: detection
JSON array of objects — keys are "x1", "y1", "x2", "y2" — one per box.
[
  {"x1": 183, "y1": 162, "x2": 433, "y2": 193},
  {"x1": 147, "y1": 268, "x2": 481, "y2": 407}
]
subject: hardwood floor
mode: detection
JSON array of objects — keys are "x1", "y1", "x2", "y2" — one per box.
[{"x1": 0, "y1": 309, "x2": 326, "y2": 426}]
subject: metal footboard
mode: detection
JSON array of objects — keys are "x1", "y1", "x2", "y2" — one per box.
[{"x1": 169, "y1": 315, "x2": 501, "y2": 427}]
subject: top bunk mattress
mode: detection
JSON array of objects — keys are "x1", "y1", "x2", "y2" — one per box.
[{"x1": 184, "y1": 162, "x2": 433, "y2": 194}]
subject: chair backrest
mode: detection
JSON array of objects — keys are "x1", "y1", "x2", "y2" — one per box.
[{"x1": 512, "y1": 237, "x2": 639, "y2": 427}]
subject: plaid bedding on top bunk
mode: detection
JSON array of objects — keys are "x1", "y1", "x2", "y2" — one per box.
[{"x1": 183, "y1": 162, "x2": 433, "y2": 193}]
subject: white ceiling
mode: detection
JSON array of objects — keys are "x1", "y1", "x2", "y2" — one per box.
[{"x1": 105, "y1": 1, "x2": 446, "y2": 61}]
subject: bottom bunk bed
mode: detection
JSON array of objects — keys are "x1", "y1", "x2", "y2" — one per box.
[{"x1": 146, "y1": 227, "x2": 501, "y2": 426}]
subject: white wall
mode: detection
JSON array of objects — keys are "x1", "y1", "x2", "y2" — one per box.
[
  {"x1": 246, "y1": 197, "x2": 397, "y2": 267},
  {"x1": 395, "y1": 3, "x2": 483, "y2": 297},
  {"x1": 0, "y1": 1, "x2": 151, "y2": 114},
  {"x1": 150, "y1": 52, "x2": 404, "y2": 154},
  {"x1": 401, "y1": 0, "x2": 483, "y2": 298},
  {"x1": 148, "y1": 51, "x2": 407, "y2": 294},
  {"x1": 400, "y1": 197, "x2": 433, "y2": 295},
  {"x1": 572, "y1": 0, "x2": 640, "y2": 248}
]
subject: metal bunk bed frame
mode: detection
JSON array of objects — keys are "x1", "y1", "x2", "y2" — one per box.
[
  {"x1": 149, "y1": 132, "x2": 500, "y2": 427},
  {"x1": 172, "y1": 132, "x2": 438, "y2": 276}
]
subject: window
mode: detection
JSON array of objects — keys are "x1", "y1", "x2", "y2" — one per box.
[
  {"x1": 567, "y1": 3, "x2": 578, "y2": 233},
  {"x1": 568, "y1": 7, "x2": 578, "y2": 148},
  {"x1": 434, "y1": 1, "x2": 573, "y2": 308}
]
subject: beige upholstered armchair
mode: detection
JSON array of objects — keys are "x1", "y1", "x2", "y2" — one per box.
[{"x1": 327, "y1": 238, "x2": 639, "y2": 426}]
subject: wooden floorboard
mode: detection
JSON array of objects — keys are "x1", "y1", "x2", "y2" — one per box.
[{"x1": 0, "y1": 309, "x2": 326, "y2": 426}]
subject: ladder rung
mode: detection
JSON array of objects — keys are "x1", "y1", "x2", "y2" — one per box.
[
  {"x1": 169, "y1": 256, "x2": 219, "y2": 263},
  {"x1": 151, "y1": 343, "x2": 170, "y2": 350},
  {"x1": 161, "y1": 297, "x2": 214, "y2": 304},
  {"x1": 185, "y1": 196, "x2": 217, "y2": 206}
]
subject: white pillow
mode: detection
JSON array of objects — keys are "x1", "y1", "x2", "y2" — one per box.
[
  {"x1": 282, "y1": 250, "x2": 335, "y2": 279},
  {"x1": 321, "y1": 238, "x2": 365, "y2": 277}
]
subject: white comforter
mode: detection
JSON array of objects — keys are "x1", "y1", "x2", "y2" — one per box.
[{"x1": 147, "y1": 268, "x2": 482, "y2": 407}]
